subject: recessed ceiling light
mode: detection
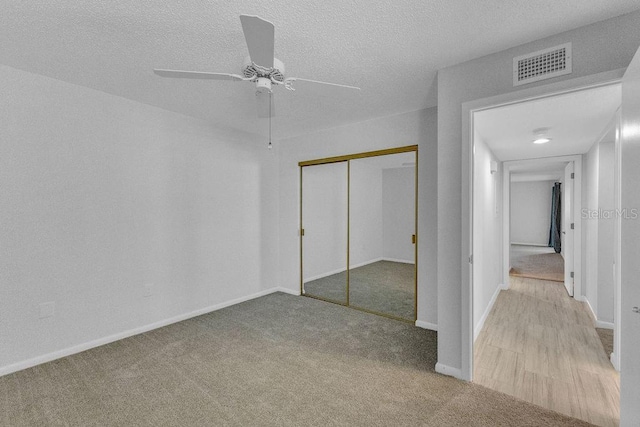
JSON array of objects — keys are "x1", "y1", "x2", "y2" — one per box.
[{"x1": 532, "y1": 127, "x2": 551, "y2": 145}]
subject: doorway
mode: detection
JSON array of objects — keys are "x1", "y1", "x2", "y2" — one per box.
[
  {"x1": 299, "y1": 146, "x2": 418, "y2": 322},
  {"x1": 469, "y1": 83, "x2": 621, "y2": 425}
]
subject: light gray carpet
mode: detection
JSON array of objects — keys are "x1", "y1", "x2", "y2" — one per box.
[
  {"x1": 0, "y1": 293, "x2": 591, "y2": 426},
  {"x1": 509, "y1": 245, "x2": 564, "y2": 282},
  {"x1": 304, "y1": 260, "x2": 415, "y2": 320}
]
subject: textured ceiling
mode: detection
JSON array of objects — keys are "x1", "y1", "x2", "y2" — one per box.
[
  {"x1": 475, "y1": 84, "x2": 620, "y2": 161},
  {"x1": 2, "y1": 1, "x2": 639, "y2": 140}
]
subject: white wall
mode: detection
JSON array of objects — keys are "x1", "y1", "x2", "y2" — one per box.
[
  {"x1": 583, "y1": 141, "x2": 600, "y2": 316},
  {"x1": 301, "y1": 162, "x2": 349, "y2": 281},
  {"x1": 349, "y1": 160, "x2": 384, "y2": 267},
  {"x1": 473, "y1": 135, "x2": 503, "y2": 339},
  {"x1": 510, "y1": 181, "x2": 554, "y2": 246},
  {"x1": 382, "y1": 167, "x2": 415, "y2": 263},
  {"x1": 437, "y1": 10, "x2": 640, "y2": 376},
  {"x1": 0, "y1": 65, "x2": 279, "y2": 373},
  {"x1": 278, "y1": 108, "x2": 438, "y2": 328},
  {"x1": 582, "y1": 124, "x2": 616, "y2": 325},
  {"x1": 597, "y1": 137, "x2": 615, "y2": 324},
  {"x1": 302, "y1": 158, "x2": 416, "y2": 279}
]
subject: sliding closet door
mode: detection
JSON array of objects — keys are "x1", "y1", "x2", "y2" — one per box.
[
  {"x1": 349, "y1": 152, "x2": 416, "y2": 321},
  {"x1": 301, "y1": 161, "x2": 348, "y2": 304}
]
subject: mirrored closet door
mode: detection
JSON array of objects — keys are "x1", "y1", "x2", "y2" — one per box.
[
  {"x1": 349, "y1": 152, "x2": 416, "y2": 320},
  {"x1": 301, "y1": 161, "x2": 348, "y2": 304},
  {"x1": 300, "y1": 146, "x2": 417, "y2": 322}
]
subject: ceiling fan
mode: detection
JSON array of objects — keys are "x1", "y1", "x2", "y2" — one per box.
[{"x1": 153, "y1": 14, "x2": 361, "y2": 121}]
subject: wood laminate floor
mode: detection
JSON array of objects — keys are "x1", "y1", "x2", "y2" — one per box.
[{"x1": 474, "y1": 276, "x2": 619, "y2": 427}]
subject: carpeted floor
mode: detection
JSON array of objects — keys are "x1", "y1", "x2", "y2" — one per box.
[
  {"x1": 509, "y1": 245, "x2": 564, "y2": 282},
  {"x1": 304, "y1": 260, "x2": 415, "y2": 320},
  {"x1": 0, "y1": 293, "x2": 591, "y2": 426}
]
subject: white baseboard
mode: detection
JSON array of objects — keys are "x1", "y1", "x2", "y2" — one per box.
[
  {"x1": 577, "y1": 296, "x2": 614, "y2": 329},
  {"x1": 304, "y1": 266, "x2": 347, "y2": 282},
  {"x1": 303, "y1": 258, "x2": 384, "y2": 282},
  {"x1": 473, "y1": 283, "x2": 506, "y2": 342},
  {"x1": 274, "y1": 287, "x2": 301, "y2": 296},
  {"x1": 595, "y1": 320, "x2": 614, "y2": 329},
  {"x1": 611, "y1": 352, "x2": 620, "y2": 372},
  {"x1": 435, "y1": 363, "x2": 463, "y2": 379},
  {"x1": 383, "y1": 257, "x2": 414, "y2": 264},
  {"x1": 0, "y1": 287, "x2": 286, "y2": 378},
  {"x1": 510, "y1": 242, "x2": 550, "y2": 247},
  {"x1": 415, "y1": 320, "x2": 438, "y2": 331},
  {"x1": 350, "y1": 258, "x2": 384, "y2": 269},
  {"x1": 578, "y1": 296, "x2": 597, "y2": 324}
]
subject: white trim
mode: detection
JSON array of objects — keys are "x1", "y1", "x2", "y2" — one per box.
[
  {"x1": 503, "y1": 166, "x2": 512, "y2": 287},
  {"x1": 577, "y1": 295, "x2": 596, "y2": 323},
  {"x1": 474, "y1": 283, "x2": 507, "y2": 342},
  {"x1": 0, "y1": 287, "x2": 287, "y2": 378},
  {"x1": 382, "y1": 257, "x2": 414, "y2": 264},
  {"x1": 464, "y1": 68, "x2": 625, "y2": 384},
  {"x1": 510, "y1": 242, "x2": 550, "y2": 247},
  {"x1": 596, "y1": 320, "x2": 615, "y2": 330},
  {"x1": 303, "y1": 258, "x2": 384, "y2": 282},
  {"x1": 435, "y1": 363, "x2": 463, "y2": 379},
  {"x1": 577, "y1": 295, "x2": 614, "y2": 329},
  {"x1": 303, "y1": 266, "x2": 347, "y2": 282},
  {"x1": 611, "y1": 352, "x2": 620, "y2": 371},
  {"x1": 274, "y1": 287, "x2": 301, "y2": 296},
  {"x1": 415, "y1": 320, "x2": 438, "y2": 331},
  {"x1": 350, "y1": 258, "x2": 384, "y2": 269},
  {"x1": 504, "y1": 155, "x2": 583, "y2": 299}
]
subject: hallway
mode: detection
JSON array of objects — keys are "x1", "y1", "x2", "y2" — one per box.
[{"x1": 474, "y1": 276, "x2": 619, "y2": 426}]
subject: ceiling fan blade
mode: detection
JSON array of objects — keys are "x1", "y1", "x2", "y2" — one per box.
[
  {"x1": 153, "y1": 69, "x2": 244, "y2": 81},
  {"x1": 285, "y1": 77, "x2": 360, "y2": 91},
  {"x1": 239, "y1": 15, "x2": 274, "y2": 68},
  {"x1": 256, "y1": 91, "x2": 275, "y2": 118}
]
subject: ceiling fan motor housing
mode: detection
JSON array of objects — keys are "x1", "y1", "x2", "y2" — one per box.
[
  {"x1": 256, "y1": 77, "x2": 272, "y2": 93},
  {"x1": 243, "y1": 56, "x2": 285, "y2": 94}
]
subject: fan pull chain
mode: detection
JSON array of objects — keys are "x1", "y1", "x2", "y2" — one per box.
[{"x1": 268, "y1": 91, "x2": 273, "y2": 150}]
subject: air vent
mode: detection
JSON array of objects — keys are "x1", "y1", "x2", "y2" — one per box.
[{"x1": 513, "y1": 43, "x2": 572, "y2": 86}]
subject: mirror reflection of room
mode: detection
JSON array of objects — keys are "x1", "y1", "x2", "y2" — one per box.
[
  {"x1": 301, "y1": 161, "x2": 348, "y2": 304},
  {"x1": 349, "y1": 152, "x2": 416, "y2": 320},
  {"x1": 300, "y1": 148, "x2": 417, "y2": 322}
]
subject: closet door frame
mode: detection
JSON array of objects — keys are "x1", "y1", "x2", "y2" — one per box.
[{"x1": 299, "y1": 145, "x2": 418, "y2": 322}]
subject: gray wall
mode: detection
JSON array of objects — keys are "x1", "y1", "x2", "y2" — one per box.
[
  {"x1": 510, "y1": 181, "x2": 554, "y2": 246},
  {"x1": 472, "y1": 135, "x2": 503, "y2": 338},
  {"x1": 0, "y1": 64, "x2": 279, "y2": 372},
  {"x1": 437, "y1": 10, "x2": 640, "y2": 375},
  {"x1": 278, "y1": 108, "x2": 438, "y2": 328},
  {"x1": 582, "y1": 124, "x2": 616, "y2": 325}
]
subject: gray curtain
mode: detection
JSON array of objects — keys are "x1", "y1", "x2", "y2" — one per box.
[{"x1": 549, "y1": 182, "x2": 562, "y2": 253}]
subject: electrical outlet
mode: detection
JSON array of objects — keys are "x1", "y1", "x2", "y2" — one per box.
[
  {"x1": 39, "y1": 302, "x2": 55, "y2": 319},
  {"x1": 143, "y1": 283, "x2": 153, "y2": 298}
]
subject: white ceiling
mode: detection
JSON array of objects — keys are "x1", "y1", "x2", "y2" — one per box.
[
  {"x1": 2, "y1": 1, "x2": 638, "y2": 140},
  {"x1": 475, "y1": 84, "x2": 621, "y2": 161}
]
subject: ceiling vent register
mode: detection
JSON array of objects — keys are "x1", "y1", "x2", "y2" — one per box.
[{"x1": 513, "y1": 42, "x2": 572, "y2": 86}]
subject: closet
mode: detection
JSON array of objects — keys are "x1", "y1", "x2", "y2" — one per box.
[{"x1": 300, "y1": 146, "x2": 417, "y2": 322}]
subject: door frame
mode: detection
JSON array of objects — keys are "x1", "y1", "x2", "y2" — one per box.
[
  {"x1": 502, "y1": 156, "x2": 581, "y2": 296},
  {"x1": 461, "y1": 68, "x2": 625, "y2": 381}
]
